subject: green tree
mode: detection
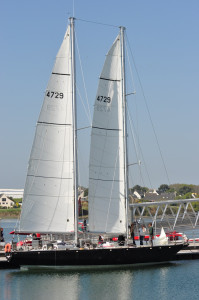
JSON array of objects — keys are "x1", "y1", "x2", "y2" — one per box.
[
  {"x1": 131, "y1": 185, "x2": 148, "y2": 196},
  {"x1": 157, "y1": 184, "x2": 169, "y2": 194},
  {"x1": 178, "y1": 185, "x2": 192, "y2": 196},
  {"x1": 182, "y1": 192, "x2": 193, "y2": 199}
]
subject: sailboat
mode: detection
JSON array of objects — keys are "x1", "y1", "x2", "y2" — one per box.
[{"x1": 6, "y1": 18, "x2": 187, "y2": 269}]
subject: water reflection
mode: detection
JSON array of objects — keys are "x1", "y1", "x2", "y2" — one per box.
[
  {"x1": 79, "y1": 269, "x2": 132, "y2": 300},
  {"x1": 1, "y1": 261, "x2": 199, "y2": 300},
  {"x1": 3, "y1": 270, "x2": 80, "y2": 300}
]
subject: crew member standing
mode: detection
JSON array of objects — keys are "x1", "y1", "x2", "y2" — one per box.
[
  {"x1": 130, "y1": 223, "x2": 136, "y2": 246},
  {"x1": 139, "y1": 225, "x2": 146, "y2": 245},
  {"x1": 148, "y1": 223, "x2": 153, "y2": 246}
]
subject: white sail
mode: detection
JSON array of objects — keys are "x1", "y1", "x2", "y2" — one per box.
[
  {"x1": 19, "y1": 25, "x2": 75, "y2": 233},
  {"x1": 88, "y1": 34, "x2": 126, "y2": 234}
]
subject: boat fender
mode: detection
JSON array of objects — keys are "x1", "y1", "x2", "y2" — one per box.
[{"x1": 4, "y1": 243, "x2": 11, "y2": 253}]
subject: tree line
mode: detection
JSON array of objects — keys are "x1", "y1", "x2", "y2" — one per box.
[{"x1": 130, "y1": 184, "x2": 199, "y2": 200}]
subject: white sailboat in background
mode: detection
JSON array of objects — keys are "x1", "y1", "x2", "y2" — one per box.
[{"x1": 6, "y1": 18, "x2": 186, "y2": 269}]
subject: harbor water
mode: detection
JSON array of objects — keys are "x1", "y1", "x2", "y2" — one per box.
[
  {"x1": 1, "y1": 260, "x2": 199, "y2": 300},
  {"x1": 1, "y1": 219, "x2": 199, "y2": 300}
]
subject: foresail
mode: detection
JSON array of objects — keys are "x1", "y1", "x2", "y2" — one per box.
[
  {"x1": 88, "y1": 34, "x2": 126, "y2": 234},
  {"x1": 19, "y1": 26, "x2": 75, "y2": 233}
]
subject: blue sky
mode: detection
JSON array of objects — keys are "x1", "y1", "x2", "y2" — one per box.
[{"x1": 1, "y1": 0, "x2": 199, "y2": 189}]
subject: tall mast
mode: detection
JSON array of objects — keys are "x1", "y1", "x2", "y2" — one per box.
[
  {"x1": 70, "y1": 17, "x2": 78, "y2": 244},
  {"x1": 120, "y1": 26, "x2": 129, "y2": 239}
]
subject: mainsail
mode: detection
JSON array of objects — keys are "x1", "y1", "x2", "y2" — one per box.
[
  {"x1": 88, "y1": 33, "x2": 126, "y2": 234},
  {"x1": 19, "y1": 24, "x2": 76, "y2": 233}
]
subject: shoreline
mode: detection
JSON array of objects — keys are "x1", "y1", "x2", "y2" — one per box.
[{"x1": 0, "y1": 211, "x2": 21, "y2": 219}]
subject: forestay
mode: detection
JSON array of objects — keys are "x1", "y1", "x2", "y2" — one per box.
[
  {"x1": 88, "y1": 34, "x2": 126, "y2": 234},
  {"x1": 19, "y1": 26, "x2": 75, "y2": 233}
]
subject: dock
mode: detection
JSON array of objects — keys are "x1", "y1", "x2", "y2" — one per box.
[
  {"x1": 1, "y1": 243, "x2": 199, "y2": 269},
  {"x1": 175, "y1": 243, "x2": 199, "y2": 260}
]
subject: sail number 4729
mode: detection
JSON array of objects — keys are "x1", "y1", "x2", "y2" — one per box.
[
  {"x1": 46, "y1": 90, "x2": 64, "y2": 99},
  {"x1": 97, "y1": 96, "x2": 111, "y2": 103}
]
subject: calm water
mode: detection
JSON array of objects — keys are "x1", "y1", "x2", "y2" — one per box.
[
  {"x1": 1, "y1": 219, "x2": 199, "y2": 300},
  {"x1": 1, "y1": 261, "x2": 199, "y2": 300}
]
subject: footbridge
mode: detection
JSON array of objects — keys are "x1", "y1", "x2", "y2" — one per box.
[{"x1": 129, "y1": 198, "x2": 199, "y2": 236}]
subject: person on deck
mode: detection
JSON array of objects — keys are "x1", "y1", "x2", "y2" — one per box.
[
  {"x1": 148, "y1": 223, "x2": 154, "y2": 246},
  {"x1": 83, "y1": 219, "x2": 87, "y2": 232},
  {"x1": 130, "y1": 223, "x2": 136, "y2": 246},
  {"x1": 139, "y1": 225, "x2": 146, "y2": 245},
  {"x1": 98, "y1": 235, "x2": 104, "y2": 244},
  {"x1": 118, "y1": 234, "x2": 125, "y2": 246}
]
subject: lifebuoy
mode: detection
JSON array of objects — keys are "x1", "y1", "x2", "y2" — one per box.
[{"x1": 4, "y1": 243, "x2": 11, "y2": 253}]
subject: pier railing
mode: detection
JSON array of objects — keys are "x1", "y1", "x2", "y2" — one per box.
[{"x1": 129, "y1": 198, "x2": 199, "y2": 235}]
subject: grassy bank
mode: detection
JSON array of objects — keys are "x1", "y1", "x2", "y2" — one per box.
[{"x1": 0, "y1": 208, "x2": 21, "y2": 219}]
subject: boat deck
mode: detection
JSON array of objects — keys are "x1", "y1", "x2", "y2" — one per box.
[{"x1": 1, "y1": 242, "x2": 199, "y2": 269}]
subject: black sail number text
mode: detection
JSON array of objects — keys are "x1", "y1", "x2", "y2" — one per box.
[
  {"x1": 97, "y1": 95, "x2": 111, "y2": 103},
  {"x1": 46, "y1": 90, "x2": 64, "y2": 99}
]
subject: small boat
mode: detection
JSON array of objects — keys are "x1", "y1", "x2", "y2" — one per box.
[{"x1": 6, "y1": 18, "x2": 187, "y2": 269}]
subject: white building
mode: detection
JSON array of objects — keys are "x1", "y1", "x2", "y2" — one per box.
[
  {"x1": 0, "y1": 194, "x2": 15, "y2": 208},
  {"x1": 0, "y1": 189, "x2": 24, "y2": 199}
]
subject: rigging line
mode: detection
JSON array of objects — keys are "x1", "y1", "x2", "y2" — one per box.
[
  {"x1": 125, "y1": 37, "x2": 145, "y2": 187},
  {"x1": 76, "y1": 86, "x2": 91, "y2": 124},
  {"x1": 12, "y1": 219, "x2": 20, "y2": 237},
  {"x1": 73, "y1": 0, "x2": 75, "y2": 18},
  {"x1": 76, "y1": 17, "x2": 119, "y2": 28},
  {"x1": 126, "y1": 34, "x2": 171, "y2": 185},
  {"x1": 126, "y1": 104, "x2": 140, "y2": 167},
  {"x1": 76, "y1": 126, "x2": 88, "y2": 192},
  {"x1": 127, "y1": 101, "x2": 153, "y2": 188},
  {"x1": 125, "y1": 36, "x2": 153, "y2": 189},
  {"x1": 125, "y1": 39, "x2": 136, "y2": 96},
  {"x1": 75, "y1": 30, "x2": 92, "y2": 125},
  {"x1": 127, "y1": 104, "x2": 152, "y2": 188},
  {"x1": 77, "y1": 143, "x2": 81, "y2": 195},
  {"x1": 125, "y1": 38, "x2": 138, "y2": 139},
  {"x1": 127, "y1": 120, "x2": 143, "y2": 188},
  {"x1": 125, "y1": 36, "x2": 145, "y2": 186}
]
